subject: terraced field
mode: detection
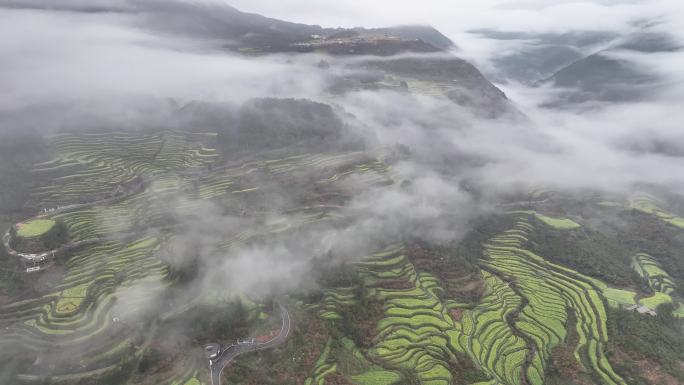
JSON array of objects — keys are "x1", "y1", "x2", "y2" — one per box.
[
  {"x1": 620, "y1": 253, "x2": 678, "y2": 311},
  {"x1": 309, "y1": 287, "x2": 357, "y2": 321},
  {"x1": 357, "y1": 245, "x2": 463, "y2": 385},
  {"x1": 479, "y1": 215, "x2": 626, "y2": 385},
  {"x1": 0, "y1": 235, "x2": 168, "y2": 379},
  {"x1": 3, "y1": 129, "x2": 683, "y2": 385},
  {"x1": 303, "y1": 336, "x2": 405, "y2": 385},
  {"x1": 629, "y1": 193, "x2": 684, "y2": 228},
  {"x1": 31, "y1": 132, "x2": 219, "y2": 206},
  {"x1": 0, "y1": 129, "x2": 402, "y2": 384},
  {"x1": 335, "y1": 212, "x2": 638, "y2": 385},
  {"x1": 304, "y1": 338, "x2": 337, "y2": 385},
  {"x1": 602, "y1": 288, "x2": 637, "y2": 309},
  {"x1": 632, "y1": 253, "x2": 676, "y2": 295},
  {"x1": 451, "y1": 271, "x2": 527, "y2": 385},
  {"x1": 507, "y1": 210, "x2": 581, "y2": 230}
]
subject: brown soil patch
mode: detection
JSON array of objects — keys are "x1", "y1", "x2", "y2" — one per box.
[
  {"x1": 442, "y1": 271, "x2": 468, "y2": 279},
  {"x1": 614, "y1": 349, "x2": 681, "y2": 385},
  {"x1": 375, "y1": 280, "x2": 414, "y2": 290},
  {"x1": 357, "y1": 301, "x2": 385, "y2": 347},
  {"x1": 548, "y1": 343, "x2": 592, "y2": 385},
  {"x1": 301, "y1": 320, "x2": 326, "y2": 369},
  {"x1": 445, "y1": 278, "x2": 485, "y2": 302},
  {"x1": 448, "y1": 280, "x2": 483, "y2": 293},
  {"x1": 292, "y1": 316, "x2": 328, "y2": 385},
  {"x1": 635, "y1": 361, "x2": 679, "y2": 385},
  {"x1": 325, "y1": 373, "x2": 355, "y2": 385},
  {"x1": 406, "y1": 243, "x2": 429, "y2": 259},
  {"x1": 412, "y1": 258, "x2": 434, "y2": 270},
  {"x1": 255, "y1": 329, "x2": 279, "y2": 343},
  {"x1": 449, "y1": 308, "x2": 464, "y2": 322}
]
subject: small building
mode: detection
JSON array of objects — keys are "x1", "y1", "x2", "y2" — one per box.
[
  {"x1": 204, "y1": 343, "x2": 221, "y2": 361},
  {"x1": 624, "y1": 304, "x2": 657, "y2": 316}
]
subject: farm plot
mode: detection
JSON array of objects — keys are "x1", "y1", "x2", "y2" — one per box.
[
  {"x1": 674, "y1": 304, "x2": 684, "y2": 318},
  {"x1": 507, "y1": 210, "x2": 581, "y2": 230},
  {"x1": 196, "y1": 150, "x2": 393, "y2": 205},
  {"x1": 0, "y1": 235, "x2": 168, "y2": 376},
  {"x1": 629, "y1": 193, "x2": 684, "y2": 229},
  {"x1": 16, "y1": 219, "x2": 56, "y2": 238},
  {"x1": 356, "y1": 245, "x2": 465, "y2": 385},
  {"x1": 602, "y1": 288, "x2": 637, "y2": 309},
  {"x1": 305, "y1": 338, "x2": 338, "y2": 385},
  {"x1": 212, "y1": 151, "x2": 395, "y2": 252},
  {"x1": 167, "y1": 365, "x2": 208, "y2": 385},
  {"x1": 1, "y1": 129, "x2": 404, "y2": 383},
  {"x1": 52, "y1": 176, "x2": 193, "y2": 241},
  {"x1": 0, "y1": 132, "x2": 220, "y2": 382},
  {"x1": 318, "y1": 155, "x2": 397, "y2": 186},
  {"x1": 632, "y1": 253, "x2": 676, "y2": 295},
  {"x1": 639, "y1": 292, "x2": 673, "y2": 309},
  {"x1": 333, "y1": 337, "x2": 403, "y2": 385},
  {"x1": 311, "y1": 288, "x2": 357, "y2": 320},
  {"x1": 479, "y1": 216, "x2": 627, "y2": 385},
  {"x1": 32, "y1": 131, "x2": 218, "y2": 205},
  {"x1": 454, "y1": 271, "x2": 529, "y2": 385}
]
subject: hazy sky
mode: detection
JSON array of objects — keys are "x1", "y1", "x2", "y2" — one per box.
[
  {"x1": 225, "y1": 0, "x2": 684, "y2": 69},
  {"x1": 227, "y1": 0, "x2": 678, "y2": 32}
]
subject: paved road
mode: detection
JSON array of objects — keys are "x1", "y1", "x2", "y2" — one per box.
[{"x1": 210, "y1": 303, "x2": 291, "y2": 385}]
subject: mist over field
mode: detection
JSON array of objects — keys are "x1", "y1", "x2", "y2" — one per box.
[{"x1": 1, "y1": 1, "x2": 683, "y2": 385}]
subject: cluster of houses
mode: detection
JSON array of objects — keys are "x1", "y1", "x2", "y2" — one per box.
[
  {"x1": 42, "y1": 206, "x2": 63, "y2": 214},
  {"x1": 2, "y1": 228, "x2": 55, "y2": 273}
]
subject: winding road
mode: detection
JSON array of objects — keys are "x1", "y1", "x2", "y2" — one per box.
[{"x1": 209, "y1": 303, "x2": 291, "y2": 385}]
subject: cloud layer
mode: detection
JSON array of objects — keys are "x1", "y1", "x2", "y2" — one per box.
[{"x1": 2, "y1": 0, "x2": 684, "y2": 304}]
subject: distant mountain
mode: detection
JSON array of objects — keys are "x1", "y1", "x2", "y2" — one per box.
[
  {"x1": 618, "y1": 31, "x2": 682, "y2": 53},
  {"x1": 123, "y1": 2, "x2": 454, "y2": 56},
  {"x1": 141, "y1": 2, "x2": 325, "y2": 52},
  {"x1": 472, "y1": 28, "x2": 682, "y2": 107},
  {"x1": 1, "y1": 1, "x2": 454, "y2": 55},
  {"x1": 141, "y1": 2, "x2": 509, "y2": 115},
  {"x1": 469, "y1": 30, "x2": 618, "y2": 84},
  {"x1": 543, "y1": 31, "x2": 681, "y2": 105},
  {"x1": 1, "y1": 0, "x2": 508, "y2": 116},
  {"x1": 544, "y1": 53, "x2": 656, "y2": 104}
]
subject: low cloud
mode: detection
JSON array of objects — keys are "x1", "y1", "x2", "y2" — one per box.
[{"x1": 2, "y1": 0, "x2": 684, "y2": 336}]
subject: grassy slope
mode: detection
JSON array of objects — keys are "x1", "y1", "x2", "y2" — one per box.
[{"x1": 17, "y1": 219, "x2": 56, "y2": 238}]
